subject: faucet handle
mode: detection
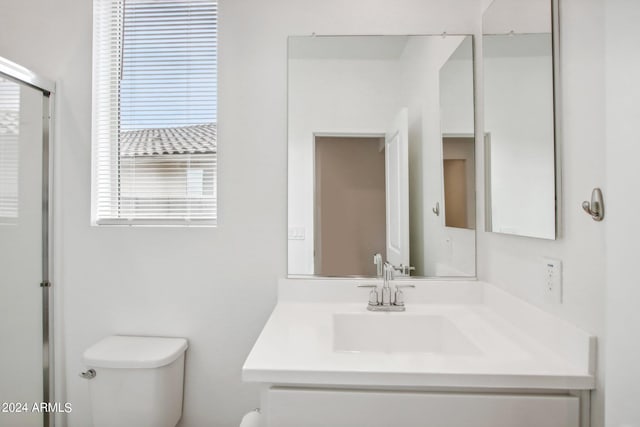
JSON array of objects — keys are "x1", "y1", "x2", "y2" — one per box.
[
  {"x1": 357, "y1": 284, "x2": 379, "y2": 306},
  {"x1": 398, "y1": 264, "x2": 416, "y2": 276},
  {"x1": 394, "y1": 284, "x2": 414, "y2": 306}
]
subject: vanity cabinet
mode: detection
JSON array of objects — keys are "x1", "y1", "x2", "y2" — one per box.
[
  {"x1": 244, "y1": 282, "x2": 595, "y2": 427},
  {"x1": 266, "y1": 387, "x2": 580, "y2": 427}
]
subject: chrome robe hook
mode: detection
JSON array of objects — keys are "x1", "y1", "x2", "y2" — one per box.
[
  {"x1": 582, "y1": 188, "x2": 604, "y2": 221},
  {"x1": 432, "y1": 202, "x2": 440, "y2": 216}
]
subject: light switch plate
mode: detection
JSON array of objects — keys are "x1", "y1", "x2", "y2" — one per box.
[
  {"x1": 288, "y1": 227, "x2": 306, "y2": 240},
  {"x1": 543, "y1": 258, "x2": 562, "y2": 304}
]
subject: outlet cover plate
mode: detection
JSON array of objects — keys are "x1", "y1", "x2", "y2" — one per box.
[{"x1": 543, "y1": 258, "x2": 563, "y2": 304}]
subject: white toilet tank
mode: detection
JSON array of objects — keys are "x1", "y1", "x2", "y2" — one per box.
[{"x1": 83, "y1": 335, "x2": 188, "y2": 427}]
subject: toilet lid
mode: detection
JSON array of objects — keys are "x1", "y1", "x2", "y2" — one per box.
[{"x1": 83, "y1": 335, "x2": 188, "y2": 369}]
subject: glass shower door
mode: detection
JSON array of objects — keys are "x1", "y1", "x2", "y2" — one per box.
[{"x1": 0, "y1": 76, "x2": 44, "y2": 427}]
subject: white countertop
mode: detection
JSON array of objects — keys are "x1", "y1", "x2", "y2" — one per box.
[{"x1": 242, "y1": 280, "x2": 595, "y2": 391}]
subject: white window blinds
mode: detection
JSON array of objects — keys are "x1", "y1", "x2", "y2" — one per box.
[
  {"x1": 92, "y1": 0, "x2": 217, "y2": 225},
  {"x1": 0, "y1": 78, "x2": 20, "y2": 222}
]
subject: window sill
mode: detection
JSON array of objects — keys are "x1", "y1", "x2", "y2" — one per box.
[{"x1": 93, "y1": 218, "x2": 217, "y2": 228}]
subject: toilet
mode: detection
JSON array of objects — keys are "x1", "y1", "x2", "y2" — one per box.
[{"x1": 82, "y1": 335, "x2": 188, "y2": 427}]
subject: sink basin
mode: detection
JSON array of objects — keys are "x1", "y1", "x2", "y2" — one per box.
[{"x1": 333, "y1": 313, "x2": 480, "y2": 355}]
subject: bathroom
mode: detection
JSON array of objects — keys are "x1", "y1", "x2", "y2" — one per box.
[{"x1": 0, "y1": 0, "x2": 637, "y2": 426}]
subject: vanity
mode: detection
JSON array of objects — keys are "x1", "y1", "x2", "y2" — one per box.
[
  {"x1": 245, "y1": 0, "x2": 595, "y2": 424},
  {"x1": 243, "y1": 279, "x2": 595, "y2": 427}
]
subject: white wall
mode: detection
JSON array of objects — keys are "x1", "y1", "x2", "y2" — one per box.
[
  {"x1": 440, "y1": 46, "x2": 475, "y2": 137},
  {"x1": 483, "y1": 0, "x2": 551, "y2": 34},
  {"x1": 476, "y1": 1, "x2": 606, "y2": 425},
  {"x1": 0, "y1": 0, "x2": 483, "y2": 426},
  {"x1": 288, "y1": 56, "x2": 401, "y2": 275},
  {"x1": 604, "y1": 0, "x2": 640, "y2": 425}
]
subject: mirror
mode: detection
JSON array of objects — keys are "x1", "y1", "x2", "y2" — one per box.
[
  {"x1": 287, "y1": 35, "x2": 475, "y2": 278},
  {"x1": 483, "y1": 0, "x2": 558, "y2": 239}
]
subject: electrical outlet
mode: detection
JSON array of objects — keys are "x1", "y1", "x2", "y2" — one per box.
[{"x1": 543, "y1": 258, "x2": 563, "y2": 304}]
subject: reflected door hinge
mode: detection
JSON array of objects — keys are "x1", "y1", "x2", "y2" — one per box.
[{"x1": 40, "y1": 280, "x2": 52, "y2": 288}]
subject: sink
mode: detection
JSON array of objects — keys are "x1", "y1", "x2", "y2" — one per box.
[{"x1": 333, "y1": 313, "x2": 481, "y2": 355}]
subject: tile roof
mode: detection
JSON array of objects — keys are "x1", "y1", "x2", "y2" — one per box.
[{"x1": 120, "y1": 123, "x2": 216, "y2": 157}]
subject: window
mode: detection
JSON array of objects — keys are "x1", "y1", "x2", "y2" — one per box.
[{"x1": 92, "y1": 0, "x2": 217, "y2": 225}]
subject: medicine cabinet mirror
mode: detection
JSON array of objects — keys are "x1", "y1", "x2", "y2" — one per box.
[
  {"x1": 483, "y1": 0, "x2": 560, "y2": 240},
  {"x1": 287, "y1": 35, "x2": 476, "y2": 278}
]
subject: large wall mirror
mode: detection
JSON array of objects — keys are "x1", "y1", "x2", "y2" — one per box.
[
  {"x1": 483, "y1": 0, "x2": 559, "y2": 239},
  {"x1": 287, "y1": 35, "x2": 476, "y2": 278}
]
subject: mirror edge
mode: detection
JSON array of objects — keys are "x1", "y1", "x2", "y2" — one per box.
[{"x1": 552, "y1": 0, "x2": 562, "y2": 240}]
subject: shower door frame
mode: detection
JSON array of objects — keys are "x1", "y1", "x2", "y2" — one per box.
[{"x1": 0, "y1": 56, "x2": 56, "y2": 427}]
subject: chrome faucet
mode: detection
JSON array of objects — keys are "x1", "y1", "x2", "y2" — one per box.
[{"x1": 359, "y1": 262, "x2": 415, "y2": 312}]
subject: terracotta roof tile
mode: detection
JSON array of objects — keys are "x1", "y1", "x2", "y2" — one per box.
[{"x1": 120, "y1": 123, "x2": 216, "y2": 157}]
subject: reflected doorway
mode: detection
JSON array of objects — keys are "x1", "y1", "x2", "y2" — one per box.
[
  {"x1": 314, "y1": 136, "x2": 386, "y2": 276},
  {"x1": 442, "y1": 135, "x2": 476, "y2": 230}
]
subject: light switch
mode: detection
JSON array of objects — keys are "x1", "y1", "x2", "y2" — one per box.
[{"x1": 288, "y1": 227, "x2": 306, "y2": 240}]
